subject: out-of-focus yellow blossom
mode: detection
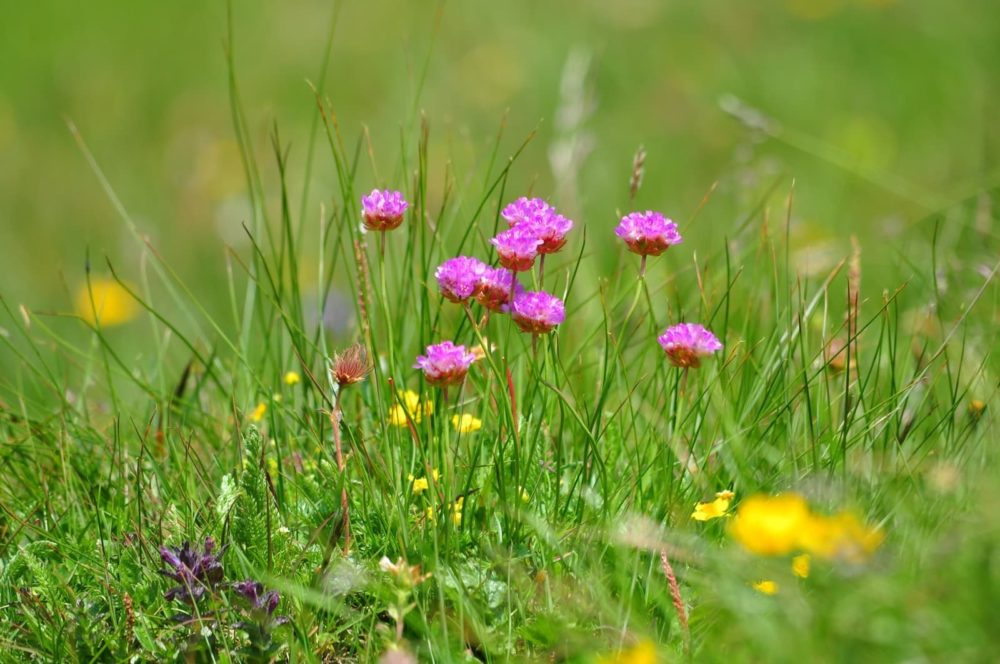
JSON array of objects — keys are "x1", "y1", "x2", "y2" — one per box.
[
  {"x1": 284, "y1": 371, "x2": 301, "y2": 386},
  {"x1": 519, "y1": 487, "x2": 530, "y2": 503},
  {"x1": 75, "y1": 278, "x2": 138, "y2": 327},
  {"x1": 753, "y1": 580, "x2": 778, "y2": 595},
  {"x1": 388, "y1": 390, "x2": 434, "y2": 427},
  {"x1": 792, "y1": 554, "x2": 811, "y2": 579},
  {"x1": 692, "y1": 490, "x2": 735, "y2": 521},
  {"x1": 798, "y1": 511, "x2": 883, "y2": 562},
  {"x1": 250, "y1": 402, "x2": 267, "y2": 422},
  {"x1": 267, "y1": 457, "x2": 278, "y2": 475},
  {"x1": 425, "y1": 506, "x2": 436, "y2": 522},
  {"x1": 411, "y1": 477, "x2": 429, "y2": 494},
  {"x1": 451, "y1": 496, "x2": 464, "y2": 526},
  {"x1": 597, "y1": 639, "x2": 657, "y2": 664},
  {"x1": 451, "y1": 413, "x2": 482, "y2": 433},
  {"x1": 729, "y1": 493, "x2": 811, "y2": 555}
]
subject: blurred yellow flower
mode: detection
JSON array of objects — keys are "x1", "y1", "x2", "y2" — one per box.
[
  {"x1": 388, "y1": 390, "x2": 433, "y2": 427},
  {"x1": 411, "y1": 477, "x2": 429, "y2": 494},
  {"x1": 692, "y1": 490, "x2": 735, "y2": 521},
  {"x1": 75, "y1": 277, "x2": 138, "y2": 327},
  {"x1": 284, "y1": 371, "x2": 301, "y2": 386},
  {"x1": 250, "y1": 402, "x2": 267, "y2": 422},
  {"x1": 518, "y1": 487, "x2": 530, "y2": 503},
  {"x1": 451, "y1": 496, "x2": 464, "y2": 526},
  {"x1": 425, "y1": 506, "x2": 436, "y2": 522},
  {"x1": 597, "y1": 639, "x2": 657, "y2": 664},
  {"x1": 799, "y1": 511, "x2": 883, "y2": 562},
  {"x1": 452, "y1": 413, "x2": 482, "y2": 433},
  {"x1": 792, "y1": 554, "x2": 811, "y2": 579},
  {"x1": 729, "y1": 493, "x2": 811, "y2": 555},
  {"x1": 753, "y1": 580, "x2": 778, "y2": 595},
  {"x1": 266, "y1": 457, "x2": 278, "y2": 475}
]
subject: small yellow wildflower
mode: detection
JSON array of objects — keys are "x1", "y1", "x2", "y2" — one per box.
[
  {"x1": 692, "y1": 490, "x2": 735, "y2": 521},
  {"x1": 425, "y1": 506, "x2": 436, "y2": 522},
  {"x1": 451, "y1": 413, "x2": 482, "y2": 433},
  {"x1": 597, "y1": 639, "x2": 657, "y2": 664},
  {"x1": 284, "y1": 371, "x2": 301, "y2": 386},
  {"x1": 250, "y1": 402, "x2": 267, "y2": 422},
  {"x1": 388, "y1": 389, "x2": 434, "y2": 427},
  {"x1": 753, "y1": 580, "x2": 778, "y2": 595},
  {"x1": 75, "y1": 277, "x2": 138, "y2": 327},
  {"x1": 519, "y1": 487, "x2": 530, "y2": 503},
  {"x1": 729, "y1": 493, "x2": 811, "y2": 555},
  {"x1": 792, "y1": 553, "x2": 811, "y2": 579},
  {"x1": 451, "y1": 496, "x2": 464, "y2": 526},
  {"x1": 411, "y1": 477, "x2": 429, "y2": 494},
  {"x1": 968, "y1": 399, "x2": 986, "y2": 422},
  {"x1": 267, "y1": 457, "x2": 278, "y2": 475}
]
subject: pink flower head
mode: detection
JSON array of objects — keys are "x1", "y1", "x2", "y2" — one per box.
[
  {"x1": 413, "y1": 341, "x2": 477, "y2": 386},
  {"x1": 435, "y1": 256, "x2": 487, "y2": 303},
  {"x1": 510, "y1": 290, "x2": 565, "y2": 335},
  {"x1": 615, "y1": 211, "x2": 682, "y2": 256},
  {"x1": 476, "y1": 266, "x2": 523, "y2": 312},
  {"x1": 502, "y1": 197, "x2": 555, "y2": 227},
  {"x1": 361, "y1": 189, "x2": 409, "y2": 231},
  {"x1": 531, "y1": 211, "x2": 574, "y2": 254},
  {"x1": 657, "y1": 323, "x2": 723, "y2": 368},
  {"x1": 490, "y1": 225, "x2": 543, "y2": 272}
]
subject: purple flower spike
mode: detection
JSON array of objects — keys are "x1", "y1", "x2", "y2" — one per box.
[
  {"x1": 361, "y1": 189, "x2": 409, "y2": 231},
  {"x1": 159, "y1": 537, "x2": 226, "y2": 603},
  {"x1": 502, "y1": 197, "x2": 555, "y2": 227},
  {"x1": 532, "y1": 211, "x2": 574, "y2": 254},
  {"x1": 490, "y1": 226, "x2": 542, "y2": 272},
  {"x1": 657, "y1": 323, "x2": 723, "y2": 368},
  {"x1": 510, "y1": 291, "x2": 565, "y2": 335},
  {"x1": 615, "y1": 211, "x2": 682, "y2": 257},
  {"x1": 435, "y1": 256, "x2": 487, "y2": 303},
  {"x1": 232, "y1": 580, "x2": 281, "y2": 615},
  {"x1": 414, "y1": 341, "x2": 477, "y2": 386},
  {"x1": 476, "y1": 267, "x2": 523, "y2": 312}
]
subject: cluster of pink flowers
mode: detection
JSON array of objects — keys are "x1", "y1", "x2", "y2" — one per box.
[{"x1": 361, "y1": 186, "x2": 724, "y2": 387}]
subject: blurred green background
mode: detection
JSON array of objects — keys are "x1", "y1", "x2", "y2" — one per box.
[{"x1": 1, "y1": 0, "x2": 998, "y2": 315}]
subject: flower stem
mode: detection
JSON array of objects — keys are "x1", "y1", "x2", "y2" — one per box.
[{"x1": 331, "y1": 390, "x2": 350, "y2": 554}]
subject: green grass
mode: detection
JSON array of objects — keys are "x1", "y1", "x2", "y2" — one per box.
[{"x1": 2, "y1": 3, "x2": 1000, "y2": 662}]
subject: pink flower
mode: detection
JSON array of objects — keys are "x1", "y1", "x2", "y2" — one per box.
[
  {"x1": 531, "y1": 211, "x2": 574, "y2": 254},
  {"x1": 361, "y1": 189, "x2": 409, "y2": 231},
  {"x1": 657, "y1": 323, "x2": 723, "y2": 368},
  {"x1": 502, "y1": 197, "x2": 555, "y2": 227},
  {"x1": 615, "y1": 211, "x2": 682, "y2": 256},
  {"x1": 413, "y1": 341, "x2": 477, "y2": 386},
  {"x1": 510, "y1": 291, "x2": 565, "y2": 334},
  {"x1": 435, "y1": 256, "x2": 487, "y2": 303},
  {"x1": 490, "y1": 226, "x2": 543, "y2": 272},
  {"x1": 476, "y1": 267, "x2": 523, "y2": 312},
  {"x1": 502, "y1": 197, "x2": 573, "y2": 254}
]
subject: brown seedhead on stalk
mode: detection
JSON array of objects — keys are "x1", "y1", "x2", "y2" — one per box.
[
  {"x1": 331, "y1": 343, "x2": 371, "y2": 387},
  {"x1": 629, "y1": 144, "x2": 646, "y2": 203}
]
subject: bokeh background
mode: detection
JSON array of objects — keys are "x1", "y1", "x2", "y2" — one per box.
[{"x1": 2, "y1": 0, "x2": 998, "y2": 316}]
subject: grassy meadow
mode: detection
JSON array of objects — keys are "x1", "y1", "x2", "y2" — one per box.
[{"x1": 1, "y1": 1, "x2": 999, "y2": 661}]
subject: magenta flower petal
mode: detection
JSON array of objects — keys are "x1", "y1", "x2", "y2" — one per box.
[
  {"x1": 510, "y1": 290, "x2": 565, "y2": 335},
  {"x1": 476, "y1": 267, "x2": 523, "y2": 312},
  {"x1": 532, "y1": 212, "x2": 574, "y2": 254},
  {"x1": 490, "y1": 226, "x2": 542, "y2": 272},
  {"x1": 361, "y1": 189, "x2": 409, "y2": 231},
  {"x1": 413, "y1": 341, "x2": 477, "y2": 386},
  {"x1": 435, "y1": 256, "x2": 487, "y2": 303},
  {"x1": 502, "y1": 197, "x2": 556, "y2": 227},
  {"x1": 657, "y1": 323, "x2": 723, "y2": 368},
  {"x1": 615, "y1": 211, "x2": 682, "y2": 256}
]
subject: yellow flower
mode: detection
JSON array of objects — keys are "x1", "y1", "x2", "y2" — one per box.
[
  {"x1": 451, "y1": 413, "x2": 482, "y2": 433},
  {"x1": 425, "y1": 506, "x2": 436, "y2": 521},
  {"x1": 798, "y1": 511, "x2": 883, "y2": 562},
  {"x1": 692, "y1": 490, "x2": 735, "y2": 521},
  {"x1": 518, "y1": 487, "x2": 530, "y2": 503},
  {"x1": 792, "y1": 554, "x2": 811, "y2": 579},
  {"x1": 388, "y1": 390, "x2": 433, "y2": 427},
  {"x1": 598, "y1": 640, "x2": 657, "y2": 664},
  {"x1": 729, "y1": 493, "x2": 811, "y2": 555},
  {"x1": 451, "y1": 496, "x2": 464, "y2": 526},
  {"x1": 267, "y1": 457, "x2": 278, "y2": 476},
  {"x1": 752, "y1": 580, "x2": 778, "y2": 595},
  {"x1": 284, "y1": 371, "x2": 301, "y2": 386},
  {"x1": 75, "y1": 277, "x2": 138, "y2": 327},
  {"x1": 250, "y1": 402, "x2": 267, "y2": 422},
  {"x1": 411, "y1": 477, "x2": 429, "y2": 494}
]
